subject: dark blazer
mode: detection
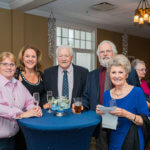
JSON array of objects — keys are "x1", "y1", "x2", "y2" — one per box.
[
  {"x1": 126, "y1": 67, "x2": 140, "y2": 87},
  {"x1": 43, "y1": 64, "x2": 88, "y2": 104},
  {"x1": 82, "y1": 67, "x2": 140, "y2": 111},
  {"x1": 122, "y1": 114, "x2": 150, "y2": 150}
]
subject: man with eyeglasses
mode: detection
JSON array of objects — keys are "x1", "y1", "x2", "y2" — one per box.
[
  {"x1": 42, "y1": 45, "x2": 88, "y2": 109},
  {"x1": 80, "y1": 40, "x2": 140, "y2": 150}
]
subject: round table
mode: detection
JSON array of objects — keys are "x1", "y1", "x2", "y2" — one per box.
[{"x1": 18, "y1": 109, "x2": 100, "y2": 150}]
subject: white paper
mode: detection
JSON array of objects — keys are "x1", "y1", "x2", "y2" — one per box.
[{"x1": 99, "y1": 106, "x2": 118, "y2": 130}]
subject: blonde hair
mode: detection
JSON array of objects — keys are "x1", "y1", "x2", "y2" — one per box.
[
  {"x1": 0, "y1": 52, "x2": 16, "y2": 63},
  {"x1": 18, "y1": 45, "x2": 42, "y2": 71},
  {"x1": 107, "y1": 54, "x2": 131, "y2": 74}
]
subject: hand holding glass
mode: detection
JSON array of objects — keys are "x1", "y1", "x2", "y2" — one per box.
[
  {"x1": 73, "y1": 97, "x2": 82, "y2": 114},
  {"x1": 47, "y1": 91, "x2": 53, "y2": 113},
  {"x1": 33, "y1": 92, "x2": 40, "y2": 106}
]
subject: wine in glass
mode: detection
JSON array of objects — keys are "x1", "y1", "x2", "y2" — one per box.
[
  {"x1": 47, "y1": 91, "x2": 53, "y2": 113},
  {"x1": 33, "y1": 92, "x2": 40, "y2": 106}
]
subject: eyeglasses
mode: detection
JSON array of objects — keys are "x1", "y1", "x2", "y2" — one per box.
[
  {"x1": 99, "y1": 49, "x2": 112, "y2": 54},
  {"x1": 137, "y1": 69, "x2": 147, "y2": 73},
  {"x1": 0, "y1": 62, "x2": 16, "y2": 67}
]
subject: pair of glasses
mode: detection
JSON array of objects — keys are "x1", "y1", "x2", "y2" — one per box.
[
  {"x1": 0, "y1": 62, "x2": 16, "y2": 67},
  {"x1": 99, "y1": 49, "x2": 112, "y2": 54},
  {"x1": 137, "y1": 69, "x2": 147, "y2": 72}
]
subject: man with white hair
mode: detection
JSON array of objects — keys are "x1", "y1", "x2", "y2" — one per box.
[
  {"x1": 81, "y1": 40, "x2": 140, "y2": 150},
  {"x1": 43, "y1": 45, "x2": 88, "y2": 108},
  {"x1": 83, "y1": 40, "x2": 140, "y2": 110}
]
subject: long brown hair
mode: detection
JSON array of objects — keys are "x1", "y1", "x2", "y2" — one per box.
[{"x1": 18, "y1": 45, "x2": 42, "y2": 71}]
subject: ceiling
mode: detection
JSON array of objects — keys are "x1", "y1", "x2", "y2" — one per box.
[{"x1": 0, "y1": 0, "x2": 150, "y2": 39}]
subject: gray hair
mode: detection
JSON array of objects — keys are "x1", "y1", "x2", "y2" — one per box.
[
  {"x1": 107, "y1": 54, "x2": 131, "y2": 74},
  {"x1": 132, "y1": 59, "x2": 145, "y2": 70},
  {"x1": 96, "y1": 40, "x2": 118, "y2": 58},
  {"x1": 56, "y1": 45, "x2": 73, "y2": 56}
]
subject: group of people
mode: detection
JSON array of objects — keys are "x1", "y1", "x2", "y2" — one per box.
[
  {"x1": 0, "y1": 44, "x2": 89, "y2": 150},
  {"x1": 0, "y1": 40, "x2": 149, "y2": 150}
]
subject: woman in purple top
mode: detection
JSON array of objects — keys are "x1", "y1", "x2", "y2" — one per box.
[{"x1": 0, "y1": 52, "x2": 42, "y2": 150}]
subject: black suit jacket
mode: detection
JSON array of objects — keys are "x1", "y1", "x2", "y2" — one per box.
[
  {"x1": 82, "y1": 67, "x2": 140, "y2": 111},
  {"x1": 42, "y1": 64, "x2": 88, "y2": 104}
]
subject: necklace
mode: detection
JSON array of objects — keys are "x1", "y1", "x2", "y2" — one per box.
[
  {"x1": 113, "y1": 92, "x2": 123, "y2": 97},
  {"x1": 113, "y1": 85, "x2": 129, "y2": 97}
]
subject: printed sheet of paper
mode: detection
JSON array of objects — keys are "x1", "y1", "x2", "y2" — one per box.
[{"x1": 99, "y1": 106, "x2": 118, "y2": 130}]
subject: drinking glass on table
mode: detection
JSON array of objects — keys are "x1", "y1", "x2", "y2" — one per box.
[
  {"x1": 47, "y1": 91, "x2": 53, "y2": 113},
  {"x1": 33, "y1": 92, "x2": 40, "y2": 106},
  {"x1": 73, "y1": 97, "x2": 82, "y2": 114}
]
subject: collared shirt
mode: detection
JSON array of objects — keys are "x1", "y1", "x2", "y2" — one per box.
[
  {"x1": 58, "y1": 64, "x2": 73, "y2": 100},
  {"x1": 0, "y1": 74, "x2": 34, "y2": 138}
]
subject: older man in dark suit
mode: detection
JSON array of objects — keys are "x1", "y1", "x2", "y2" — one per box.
[{"x1": 42, "y1": 45, "x2": 88, "y2": 109}]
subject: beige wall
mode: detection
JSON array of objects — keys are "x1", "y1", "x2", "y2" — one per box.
[
  {"x1": 0, "y1": 8, "x2": 11, "y2": 52},
  {"x1": 0, "y1": 8, "x2": 52, "y2": 71}
]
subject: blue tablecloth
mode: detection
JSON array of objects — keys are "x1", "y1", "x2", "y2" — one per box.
[{"x1": 18, "y1": 109, "x2": 100, "y2": 150}]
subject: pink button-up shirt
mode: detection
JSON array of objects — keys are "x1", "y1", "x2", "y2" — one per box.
[{"x1": 0, "y1": 74, "x2": 34, "y2": 138}]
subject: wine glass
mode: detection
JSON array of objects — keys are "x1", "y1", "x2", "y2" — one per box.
[
  {"x1": 109, "y1": 99, "x2": 116, "y2": 107},
  {"x1": 47, "y1": 91, "x2": 53, "y2": 113},
  {"x1": 33, "y1": 92, "x2": 40, "y2": 106}
]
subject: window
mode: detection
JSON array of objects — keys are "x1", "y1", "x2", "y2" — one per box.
[{"x1": 56, "y1": 26, "x2": 96, "y2": 71}]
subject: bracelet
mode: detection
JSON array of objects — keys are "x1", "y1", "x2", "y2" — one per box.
[{"x1": 134, "y1": 115, "x2": 136, "y2": 121}]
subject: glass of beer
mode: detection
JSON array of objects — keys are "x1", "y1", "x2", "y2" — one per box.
[{"x1": 73, "y1": 97, "x2": 82, "y2": 114}]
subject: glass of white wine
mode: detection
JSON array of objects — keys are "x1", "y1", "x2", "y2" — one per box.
[
  {"x1": 47, "y1": 91, "x2": 53, "y2": 113},
  {"x1": 33, "y1": 92, "x2": 40, "y2": 106}
]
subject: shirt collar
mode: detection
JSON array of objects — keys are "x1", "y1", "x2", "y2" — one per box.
[
  {"x1": 59, "y1": 63, "x2": 73, "y2": 73},
  {"x1": 0, "y1": 74, "x2": 18, "y2": 87},
  {"x1": 100, "y1": 65, "x2": 106, "y2": 71}
]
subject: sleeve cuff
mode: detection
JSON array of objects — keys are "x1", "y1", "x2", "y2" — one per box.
[{"x1": 10, "y1": 107, "x2": 23, "y2": 119}]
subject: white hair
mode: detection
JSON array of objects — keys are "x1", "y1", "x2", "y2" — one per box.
[
  {"x1": 132, "y1": 59, "x2": 145, "y2": 70},
  {"x1": 107, "y1": 54, "x2": 131, "y2": 74},
  {"x1": 56, "y1": 45, "x2": 73, "y2": 56},
  {"x1": 96, "y1": 40, "x2": 118, "y2": 57}
]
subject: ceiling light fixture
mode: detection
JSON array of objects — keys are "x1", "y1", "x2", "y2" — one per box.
[{"x1": 133, "y1": 0, "x2": 150, "y2": 24}]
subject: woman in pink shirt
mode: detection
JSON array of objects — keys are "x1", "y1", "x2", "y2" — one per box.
[{"x1": 0, "y1": 52, "x2": 42, "y2": 150}]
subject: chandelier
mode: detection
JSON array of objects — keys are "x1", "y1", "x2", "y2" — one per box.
[{"x1": 133, "y1": 0, "x2": 150, "y2": 24}]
